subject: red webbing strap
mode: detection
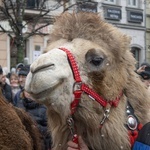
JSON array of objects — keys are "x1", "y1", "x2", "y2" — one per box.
[
  {"x1": 59, "y1": 47, "x2": 81, "y2": 147},
  {"x1": 71, "y1": 91, "x2": 82, "y2": 115},
  {"x1": 59, "y1": 47, "x2": 122, "y2": 147},
  {"x1": 59, "y1": 47, "x2": 81, "y2": 82},
  {"x1": 129, "y1": 123, "x2": 143, "y2": 147},
  {"x1": 81, "y1": 83, "x2": 107, "y2": 107},
  {"x1": 81, "y1": 83, "x2": 122, "y2": 107},
  {"x1": 59, "y1": 47, "x2": 122, "y2": 108}
]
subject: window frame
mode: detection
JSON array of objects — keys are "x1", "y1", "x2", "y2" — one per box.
[
  {"x1": 104, "y1": 0, "x2": 116, "y2": 4},
  {"x1": 127, "y1": 0, "x2": 138, "y2": 8}
]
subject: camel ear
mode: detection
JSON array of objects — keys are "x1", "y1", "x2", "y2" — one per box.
[{"x1": 132, "y1": 122, "x2": 150, "y2": 150}]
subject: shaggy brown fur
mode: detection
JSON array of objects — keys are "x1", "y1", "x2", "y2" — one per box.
[
  {"x1": 0, "y1": 89, "x2": 43, "y2": 150},
  {"x1": 29, "y1": 12, "x2": 150, "y2": 150}
]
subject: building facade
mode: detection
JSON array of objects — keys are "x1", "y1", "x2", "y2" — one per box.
[
  {"x1": 101, "y1": 0, "x2": 145, "y2": 67},
  {"x1": 145, "y1": 0, "x2": 150, "y2": 62},
  {"x1": 0, "y1": 0, "x2": 147, "y2": 70}
]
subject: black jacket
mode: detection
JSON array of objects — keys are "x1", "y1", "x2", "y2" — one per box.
[
  {"x1": 14, "y1": 90, "x2": 51, "y2": 150},
  {"x1": 1, "y1": 83, "x2": 12, "y2": 103}
]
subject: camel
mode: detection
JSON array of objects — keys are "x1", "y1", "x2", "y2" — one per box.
[
  {"x1": 25, "y1": 12, "x2": 150, "y2": 150},
  {"x1": 0, "y1": 89, "x2": 43, "y2": 150}
]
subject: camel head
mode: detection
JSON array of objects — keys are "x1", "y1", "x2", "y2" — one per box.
[
  {"x1": 25, "y1": 12, "x2": 143, "y2": 150},
  {"x1": 25, "y1": 12, "x2": 135, "y2": 116}
]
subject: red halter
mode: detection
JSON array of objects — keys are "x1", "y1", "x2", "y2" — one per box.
[
  {"x1": 59, "y1": 47, "x2": 123, "y2": 144},
  {"x1": 59, "y1": 47, "x2": 122, "y2": 113}
]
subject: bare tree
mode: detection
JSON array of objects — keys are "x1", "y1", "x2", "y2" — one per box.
[
  {"x1": 0, "y1": 0, "x2": 97, "y2": 64},
  {"x1": 0, "y1": 0, "x2": 68, "y2": 64}
]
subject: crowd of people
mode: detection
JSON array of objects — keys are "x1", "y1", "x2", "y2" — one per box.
[{"x1": 0, "y1": 63, "x2": 51, "y2": 150}]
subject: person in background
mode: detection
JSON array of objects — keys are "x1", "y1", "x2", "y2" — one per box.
[
  {"x1": 133, "y1": 122, "x2": 150, "y2": 150},
  {"x1": 0, "y1": 66, "x2": 12, "y2": 103},
  {"x1": 136, "y1": 62, "x2": 150, "y2": 89},
  {"x1": 14, "y1": 65, "x2": 51, "y2": 150},
  {"x1": 13, "y1": 64, "x2": 30, "y2": 105},
  {"x1": 9, "y1": 73, "x2": 20, "y2": 100},
  {"x1": 138, "y1": 66, "x2": 150, "y2": 88},
  {"x1": 136, "y1": 62, "x2": 150, "y2": 74},
  {"x1": 16, "y1": 63, "x2": 24, "y2": 75},
  {"x1": 2, "y1": 67, "x2": 10, "y2": 85},
  {"x1": 11, "y1": 67, "x2": 16, "y2": 74}
]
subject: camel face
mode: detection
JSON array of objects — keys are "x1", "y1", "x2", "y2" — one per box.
[{"x1": 25, "y1": 38, "x2": 110, "y2": 105}]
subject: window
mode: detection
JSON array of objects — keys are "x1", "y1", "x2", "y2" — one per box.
[
  {"x1": 77, "y1": 1, "x2": 98, "y2": 13},
  {"x1": 104, "y1": 0, "x2": 116, "y2": 3},
  {"x1": 128, "y1": 0, "x2": 138, "y2": 7},
  {"x1": 131, "y1": 47, "x2": 140, "y2": 68},
  {"x1": 26, "y1": 0, "x2": 41, "y2": 9},
  {"x1": 33, "y1": 45, "x2": 41, "y2": 61}
]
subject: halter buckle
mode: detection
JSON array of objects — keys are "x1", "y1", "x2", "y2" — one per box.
[
  {"x1": 73, "y1": 82, "x2": 82, "y2": 92},
  {"x1": 67, "y1": 116, "x2": 75, "y2": 136},
  {"x1": 100, "y1": 108, "x2": 110, "y2": 125}
]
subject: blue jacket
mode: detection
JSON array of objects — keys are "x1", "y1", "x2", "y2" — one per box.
[{"x1": 133, "y1": 141, "x2": 150, "y2": 150}]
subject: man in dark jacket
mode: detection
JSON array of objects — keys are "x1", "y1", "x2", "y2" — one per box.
[
  {"x1": 0, "y1": 66, "x2": 12, "y2": 103},
  {"x1": 14, "y1": 65, "x2": 51, "y2": 150},
  {"x1": 16, "y1": 92, "x2": 51, "y2": 150}
]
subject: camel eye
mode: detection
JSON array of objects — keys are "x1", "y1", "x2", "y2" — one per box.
[
  {"x1": 85, "y1": 48, "x2": 105, "y2": 67},
  {"x1": 90, "y1": 57, "x2": 104, "y2": 66}
]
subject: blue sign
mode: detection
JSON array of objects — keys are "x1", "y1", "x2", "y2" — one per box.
[
  {"x1": 104, "y1": 7, "x2": 122, "y2": 20},
  {"x1": 128, "y1": 11, "x2": 143, "y2": 23}
]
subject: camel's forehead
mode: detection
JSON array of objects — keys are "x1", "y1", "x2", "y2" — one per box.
[{"x1": 46, "y1": 38, "x2": 110, "y2": 57}]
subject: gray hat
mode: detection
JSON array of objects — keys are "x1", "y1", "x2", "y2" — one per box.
[
  {"x1": 16, "y1": 63, "x2": 25, "y2": 70},
  {"x1": 18, "y1": 65, "x2": 30, "y2": 76}
]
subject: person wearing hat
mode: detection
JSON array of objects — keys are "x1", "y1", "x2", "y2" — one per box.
[
  {"x1": 0, "y1": 65, "x2": 13, "y2": 103},
  {"x1": 16, "y1": 63, "x2": 25, "y2": 75},
  {"x1": 136, "y1": 62, "x2": 150, "y2": 74},
  {"x1": 18, "y1": 65, "x2": 30, "y2": 89},
  {"x1": 13, "y1": 65, "x2": 30, "y2": 105},
  {"x1": 133, "y1": 122, "x2": 150, "y2": 150},
  {"x1": 137, "y1": 66, "x2": 150, "y2": 88},
  {"x1": 13, "y1": 65, "x2": 52, "y2": 150}
]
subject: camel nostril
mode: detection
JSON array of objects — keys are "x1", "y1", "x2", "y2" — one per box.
[{"x1": 31, "y1": 63, "x2": 55, "y2": 74}]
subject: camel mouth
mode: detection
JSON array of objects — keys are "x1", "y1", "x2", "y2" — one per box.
[
  {"x1": 29, "y1": 88, "x2": 52, "y2": 101},
  {"x1": 27, "y1": 78, "x2": 64, "y2": 101}
]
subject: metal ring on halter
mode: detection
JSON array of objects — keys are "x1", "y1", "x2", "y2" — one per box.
[
  {"x1": 73, "y1": 82, "x2": 82, "y2": 92},
  {"x1": 100, "y1": 108, "x2": 110, "y2": 125}
]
